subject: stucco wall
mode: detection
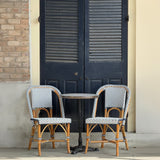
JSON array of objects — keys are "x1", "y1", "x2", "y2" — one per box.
[
  {"x1": 0, "y1": 0, "x2": 31, "y2": 148},
  {"x1": 128, "y1": 0, "x2": 136, "y2": 132},
  {"x1": 136, "y1": 0, "x2": 160, "y2": 133},
  {"x1": 30, "y1": 0, "x2": 40, "y2": 85},
  {"x1": 0, "y1": 82, "x2": 31, "y2": 147}
]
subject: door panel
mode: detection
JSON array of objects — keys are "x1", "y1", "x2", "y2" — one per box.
[
  {"x1": 84, "y1": 0, "x2": 128, "y2": 130},
  {"x1": 40, "y1": 0, "x2": 84, "y2": 132}
]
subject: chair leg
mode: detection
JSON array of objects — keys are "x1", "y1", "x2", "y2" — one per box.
[
  {"x1": 101, "y1": 124, "x2": 106, "y2": 148},
  {"x1": 28, "y1": 126, "x2": 35, "y2": 150},
  {"x1": 121, "y1": 125, "x2": 129, "y2": 150},
  {"x1": 85, "y1": 124, "x2": 90, "y2": 154},
  {"x1": 38, "y1": 125, "x2": 41, "y2": 156},
  {"x1": 50, "y1": 125, "x2": 55, "y2": 149},
  {"x1": 66, "y1": 124, "x2": 71, "y2": 154},
  {"x1": 116, "y1": 124, "x2": 119, "y2": 156}
]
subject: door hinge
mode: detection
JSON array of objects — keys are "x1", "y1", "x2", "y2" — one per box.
[
  {"x1": 38, "y1": 16, "x2": 41, "y2": 23},
  {"x1": 125, "y1": 15, "x2": 129, "y2": 22}
]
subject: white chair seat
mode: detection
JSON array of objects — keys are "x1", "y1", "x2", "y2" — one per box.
[
  {"x1": 86, "y1": 117, "x2": 123, "y2": 124},
  {"x1": 32, "y1": 117, "x2": 71, "y2": 124}
]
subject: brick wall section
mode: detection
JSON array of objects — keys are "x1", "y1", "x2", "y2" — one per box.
[{"x1": 0, "y1": 0, "x2": 30, "y2": 81}]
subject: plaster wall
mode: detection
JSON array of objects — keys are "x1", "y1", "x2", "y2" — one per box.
[
  {"x1": 136, "y1": 0, "x2": 160, "y2": 133},
  {"x1": 128, "y1": 0, "x2": 136, "y2": 132},
  {"x1": 0, "y1": 82, "x2": 31, "y2": 147},
  {"x1": 30, "y1": 0, "x2": 40, "y2": 85}
]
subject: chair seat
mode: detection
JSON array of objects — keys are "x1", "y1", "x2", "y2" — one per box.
[
  {"x1": 32, "y1": 117, "x2": 71, "y2": 124},
  {"x1": 86, "y1": 117, "x2": 123, "y2": 124}
]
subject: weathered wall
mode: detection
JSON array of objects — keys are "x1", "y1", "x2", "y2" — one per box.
[
  {"x1": 128, "y1": 0, "x2": 136, "y2": 132},
  {"x1": 0, "y1": 0, "x2": 31, "y2": 147},
  {"x1": 0, "y1": 82, "x2": 31, "y2": 147},
  {"x1": 0, "y1": 0, "x2": 30, "y2": 81},
  {"x1": 30, "y1": 0, "x2": 39, "y2": 85},
  {"x1": 136, "y1": 0, "x2": 160, "y2": 133}
]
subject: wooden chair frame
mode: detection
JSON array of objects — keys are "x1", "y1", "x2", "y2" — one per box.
[
  {"x1": 27, "y1": 86, "x2": 71, "y2": 156},
  {"x1": 85, "y1": 85, "x2": 131, "y2": 156}
]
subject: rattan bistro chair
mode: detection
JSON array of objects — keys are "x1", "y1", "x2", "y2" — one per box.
[
  {"x1": 85, "y1": 85, "x2": 131, "y2": 156},
  {"x1": 27, "y1": 85, "x2": 71, "y2": 156}
]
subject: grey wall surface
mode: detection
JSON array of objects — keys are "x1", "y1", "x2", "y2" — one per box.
[{"x1": 0, "y1": 82, "x2": 31, "y2": 148}]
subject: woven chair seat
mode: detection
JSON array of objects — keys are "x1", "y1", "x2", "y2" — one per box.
[
  {"x1": 86, "y1": 117, "x2": 124, "y2": 124},
  {"x1": 32, "y1": 117, "x2": 71, "y2": 124}
]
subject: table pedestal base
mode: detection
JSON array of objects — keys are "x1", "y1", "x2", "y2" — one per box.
[{"x1": 71, "y1": 145, "x2": 99, "y2": 154}]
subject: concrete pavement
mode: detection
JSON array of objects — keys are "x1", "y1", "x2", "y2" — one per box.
[
  {"x1": 0, "y1": 132, "x2": 160, "y2": 160},
  {"x1": 0, "y1": 145, "x2": 160, "y2": 160}
]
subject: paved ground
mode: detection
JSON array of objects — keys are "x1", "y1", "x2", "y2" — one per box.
[{"x1": 0, "y1": 145, "x2": 160, "y2": 160}]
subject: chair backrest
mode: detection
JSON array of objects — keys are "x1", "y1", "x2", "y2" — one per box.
[
  {"x1": 105, "y1": 87, "x2": 126, "y2": 109},
  {"x1": 92, "y1": 85, "x2": 131, "y2": 123},
  {"x1": 31, "y1": 87, "x2": 52, "y2": 109},
  {"x1": 27, "y1": 85, "x2": 65, "y2": 119}
]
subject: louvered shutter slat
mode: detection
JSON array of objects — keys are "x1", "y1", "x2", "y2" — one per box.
[
  {"x1": 45, "y1": 0, "x2": 79, "y2": 63},
  {"x1": 89, "y1": 0, "x2": 122, "y2": 62}
]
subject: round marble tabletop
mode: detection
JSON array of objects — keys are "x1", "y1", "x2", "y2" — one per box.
[{"x1": 62, "y1": 93, "x2": 98, "y2": 99}]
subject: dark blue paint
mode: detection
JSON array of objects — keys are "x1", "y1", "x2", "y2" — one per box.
[{"x1": 40, "y1": 0, "x2": 128, "y2": 132}]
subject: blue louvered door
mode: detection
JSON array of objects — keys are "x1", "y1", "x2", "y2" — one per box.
[
  {"x1": 40, "y1": 0, "x2": 84, "y2": 132},
  {"x1": 84, "y1": 0, "x2": 128, "y2": 127},
  {"x1": 40, "y1": 0, "x2": 128, "y2": 132}
]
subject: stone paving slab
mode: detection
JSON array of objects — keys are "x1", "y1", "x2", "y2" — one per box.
[{"x1": 0, "y1": 146, "x2": 160, "y2": 160}]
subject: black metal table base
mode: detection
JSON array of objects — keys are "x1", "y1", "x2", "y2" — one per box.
[
  {"x1": 71, "y1": 145, "x2": 99, "y2": 154},
  {"x1": 62, "y1": 94, "x2": 99, "y2": 155}
]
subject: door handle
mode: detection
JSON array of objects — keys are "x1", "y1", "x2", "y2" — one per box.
[{"x1": 74, "y1": 72, "x2": 78, "y2": 76}]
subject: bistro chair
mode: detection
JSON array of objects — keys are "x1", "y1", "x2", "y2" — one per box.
[
  {"x1": 27, "y1": 85, "x2": 71, "y2": 156},
  {"x1": 85, "y1": 84, "x2": 131, "y2": 156}
]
